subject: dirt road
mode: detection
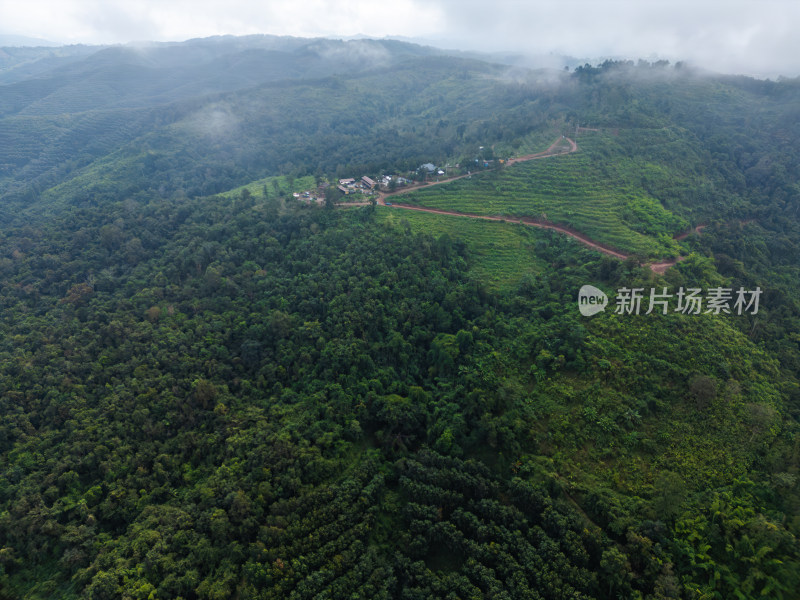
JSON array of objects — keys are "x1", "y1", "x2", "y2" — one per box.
[
  {"x1": 384, "y1": 204, "x2": 629, "y2": 259},
  {"x1": 674, "y1": 224, "x2": 707, "y2": 241},
  {"x1": 505, "y1": 136, "x2": 577, "y2": 165},
  {"x1": 340, "y1": 136, "x2": 705, "y2": 273},
  {"x1": 382, "y1": 203, "x2": 696, "y2": 273},
  {"x1": 378, "y1": 136, "x2": 578, "y2": 202}
]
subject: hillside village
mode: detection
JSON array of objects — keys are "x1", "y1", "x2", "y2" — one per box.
[
  {"x1": 293, "y1": 165, "x2": 445, "y2": 204},
  {"x1": 291, "y1": 152, "x2": 503, "y2": 204}
]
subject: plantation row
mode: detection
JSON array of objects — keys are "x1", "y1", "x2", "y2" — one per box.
[
  {"x1": 509, "y1": 127, "x2": 570, "y2": 156},
  {"x1": 576, "y1": 128, "x2": 747, "y2": 220},
  {"x1": 390, "y1": 449, "x2": 644, "y2": 599},
  {"x1": 399, "y1": 135, "x2": 687, "y2": 257},
  {"x1": 0, "y1": 108, "x2": 158, "y2": 197},
  {"x1": 376, "y1": 209, "x2": 547, "y2": 291}
]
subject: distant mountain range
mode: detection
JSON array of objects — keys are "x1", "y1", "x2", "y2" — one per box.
[
  {"x1": 2, "y1": 34, "x2": 800, "y2": 600},
  {"x1": 0, "y1": 33, "x2": 60, "y2": 47},
  {"x1": 1, "y1": 34, "x2": 798, "y2": 216},
  {"x1": 0, "y1": 36, "x2": 508, "y2": 208}
]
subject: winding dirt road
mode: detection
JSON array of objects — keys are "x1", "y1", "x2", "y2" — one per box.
[
  {"x1": 674, "y1": 224, "x2": 707, "y2": 241},
  {"x1": 505, "y1": 136, "x2": 577, "y2": 165},
  {"x1": 383, "y1": 204, "x2": 630, "y2": 260},
  {"x1": 340, "y1": 136, "x2": 699, "y2": 273},
  {"x1": 380, "y1": 202, "x2": 699, "y2": 273},
  {"x1": 377, "y1": 136, "x2": 577, "y2": 201}
]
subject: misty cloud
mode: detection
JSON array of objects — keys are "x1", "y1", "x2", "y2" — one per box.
[
  {"x1": 0, "y1": 0, "x2": 443, "y2": 44},
  {"x1": 308, "y1": 39, "x2": 392, "y2": 68},
  {"x1": 183, "y1": 104, "x2": 241, "y2": 140},
  {"x1": 429, "y1": 0, "x2": 800, "y2": 77},
  {"x1": 1, "y1": 0, "x2": 798, "y2": 77}
]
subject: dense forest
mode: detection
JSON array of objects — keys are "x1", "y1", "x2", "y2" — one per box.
[{"x1": 1, "y1": 37, "x2": 800, "y2": 599}]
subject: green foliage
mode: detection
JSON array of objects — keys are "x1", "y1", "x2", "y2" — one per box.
[
  {"x1": 399, "y1": 132, "x2": 693, "y2": 258},
  {"x1": 2, "y1": 45, "x2": 800, "y2": 600},
  {"x1": 375, "y1": 208, "x2": 546, "y2": 290}
]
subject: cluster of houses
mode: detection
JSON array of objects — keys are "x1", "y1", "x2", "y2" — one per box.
[
  {"x1": 336, "y1": 176, "x2": 371, "y2": 195},
  {"x1": 336, "y1": 174, "x2": 412, "y2": 196},
  {"x1": 287, "y1": 142, "x2": 509, "y2": 205},
  {"x1": 290, "y1": 160, "x2": 454, "y2": 204},
  {"x1": 419, "y1": 163, "x2": 446, "y2": 176}
]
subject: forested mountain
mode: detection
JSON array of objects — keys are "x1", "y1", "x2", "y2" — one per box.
[
  {"x1": 1, "y1": 37, "x2": 799, "y2": 599},
  {"x1": 0, "y1": 36, "x2": 458, "y2": 205}
]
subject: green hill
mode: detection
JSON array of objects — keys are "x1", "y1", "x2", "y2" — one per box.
[
  {"x1": 1, "y1": 42, "x2": 800, "y2": 599},
  {"x1": 395, "y1": 132, "x2": 690, "y2": 257}
]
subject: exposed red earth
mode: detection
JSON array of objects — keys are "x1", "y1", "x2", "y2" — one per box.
[
  {"x1": 339, "y1": 136, "x2": 716, "y2": 274},
  {"x1": 648, "y1": 256, "x2": 687, "y2": 274},
  {"x1": 504, "y1": 136, "x2": 577, "y2": 165},
  {"x1": 379, "y1": 204, "x2": 630, "y2": 260},
  {"x1": 372, "y1": 136, "x2": 578, "y2": 201},
  {"x1": 674, "y1": 224, "x2": 707, "y2": 241}
]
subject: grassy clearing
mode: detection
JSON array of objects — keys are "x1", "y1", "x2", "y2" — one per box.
[
  {"x1": 216, "y1": 174, "x2": 317, "y2": 200},
  {"x1": 400, "y1": 133, "x2": 689, "y2": 258},
  {"x1": 376, "y1": 206, "x2": 546, "y2": 290},
  {"x1": 493, "y1": 128, "x2": 567, "y2": 158}
]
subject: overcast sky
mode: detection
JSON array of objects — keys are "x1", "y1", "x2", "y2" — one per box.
[{"x1": 2, "y1": 0, "x2": 799, "y2": 77}]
